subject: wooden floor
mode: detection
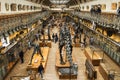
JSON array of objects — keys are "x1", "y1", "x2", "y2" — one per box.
[{"x1": 4, "y1": 27, "x2": 120, "y2": 80}]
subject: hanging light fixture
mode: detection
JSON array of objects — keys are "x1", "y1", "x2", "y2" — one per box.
[{"x1": 50, "y1": 0, "x2": 70, "y2": 4}]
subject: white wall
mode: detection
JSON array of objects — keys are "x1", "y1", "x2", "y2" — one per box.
[
  {"x1": 80, "y1": 0, "x2": 120, "y2": 13},
  {"x1": 0, "y1": 0, "x2": 42, "y2": 14},
  {"x1": 69, "y1": 5, "x2": 80, "y2": 9}
]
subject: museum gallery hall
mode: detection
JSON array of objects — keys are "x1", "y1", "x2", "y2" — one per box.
[{"x1": 0, "y1": 0, "x2": 120, "y2": 80}]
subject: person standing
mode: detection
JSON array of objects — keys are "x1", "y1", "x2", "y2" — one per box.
[
  {"x1": 35, "y1": 33, "x2": 40, "y2": 41},
  {"x1": 19, "y1": 50, "x2": 24, "y2": 63},
  {"x1": 28, "y1": 40, "x2": 31, "y2": 50},
  {"x1": 90, "y1": 6, "x2": 95, "y2": 16},
  {"x1": 52, "y1": 33, "x2": 55, "y2": 42},
  {"x1": 117, "y1": 6, "x2": 120, "y2": 17},
  {"x1": 97, "y1": 5, "x2": 101, "y2": 14},
  {"x1": 90, "y1": 36, "x2": 94, "y2": 45},
  {"x1": 55, "y1": 33, "x2": 58, "y2": 43},
  {"x1": 83, "y1": 36, "x2": 86, "y2": 47},
  {"x1": 38, "y1": 63, "x2": 44, "y2": 79}
]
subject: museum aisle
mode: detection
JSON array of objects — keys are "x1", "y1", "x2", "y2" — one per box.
[
  {"x1": 4, "y1": 27, "x2": 105, "y2": 80},
  {"x1": 5, "y1": 42, "x2": 105, "y2": 80}
]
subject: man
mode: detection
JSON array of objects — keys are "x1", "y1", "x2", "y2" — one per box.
[
  {"x1": 52, "y1": 33, "x2": 55, "y2": 42},
  {"x1": 38, "y1": 63, "x2": 44, "y2": 79},
  {"x1": 83, "y1": 36, "x2": 86, "y2": 47},
  {"x1": 35, "y1": 33, "x2": 40, "y2": 41},
  {"x1": 90, "y1": 36, "x2": 94, "y2": 45},
  {"x1": 117, "y1": 7, "x2": 120, "y2": 17},
  {"x1": 55, "y1": 33, "x2": 58, "y2": 43},
  {"x1": 19, "y1": 50, "x2": 24, "y2": 63},
  {"x1": 28, "y1": 40, "x2": 31, "y2": 50},
  {"x1": 90, "y1": 6, "x2": 95, "y2": 16}
]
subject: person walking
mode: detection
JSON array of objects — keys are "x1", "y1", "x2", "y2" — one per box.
[
  {"x1": 38, "y1": 63, "x2": 44, "y2": 79},
  {"x1": 19, "y1": 50, "x2": 24, "y2": 63}
]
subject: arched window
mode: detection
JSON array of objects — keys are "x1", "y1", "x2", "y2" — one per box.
[
  {"x1": 18, "y1": 4, "x2": 22, "y2": 11},
  {"x1": 5, "y1": 3, "x2": 9, "y2": 11},
  {"x1": 86, "y1": 6, "x2": 89, "y2": 10},
  {"x1": 11, "y1": 3, "x2": 17, "y2": 11}
]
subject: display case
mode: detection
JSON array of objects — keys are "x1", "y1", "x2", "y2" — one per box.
[
  {"x1": 81, "y1": 19, "x2": 120, "y2": 66},
  {"x1": 0, "y1": 11, "x2": 51, "y2": 79},
  {"x1": 0, "y1": 54, "x2": 7, "y2": 80},
  {"x1": 85, "y1": 59, "x2": 97, "y2": 79},
  {"x1": 0, "y1": 41, "x2": 20, "y2": 79}
]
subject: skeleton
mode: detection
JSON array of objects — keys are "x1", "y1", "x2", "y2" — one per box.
[
  {"x1": 59, "y1": 24, "x2": 78, "y2": 75},
  {"x1": 29, "y1": 41, "x2": 44, "y2": 65}
]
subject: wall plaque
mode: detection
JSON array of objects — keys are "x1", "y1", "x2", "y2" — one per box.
[
  {"x1": 111, "y1": 3, "x2": 117, "y2": 10},
  {"x1": 101, "y1": 4, "x2": 106, "y2": 10}
]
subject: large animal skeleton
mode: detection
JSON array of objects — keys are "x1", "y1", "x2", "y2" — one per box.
[
  {"x1": 59, "y1": 24, "x2": 78, "y2": 75},
  {"x1": 29, "y1": 42, "x2": 44, "y2": 65}
]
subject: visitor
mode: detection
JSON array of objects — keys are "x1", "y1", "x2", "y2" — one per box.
[
  {"x1": 38, "y1": 63, "x2": 44, "y2": 79},
  {"x1": 35, "y1": 33, "x2": 39, "y2": 41},
  {"x1": 83, "y1": 37, "x2": 86, "y2": 47},
  {"x1": 55, "y1": 33, "x2": 58, "y2": 43},
  {"x1": 90, "y1": 6, "x2": 95, "y2": 16},
  {"x1": 117, "y1": 6, "x2": 120, "y2": 17},
  {"x1": 52, "y1": 33, "x2": 55, "y2": 42},
  {"x1": 19, "y1": 50, "x2": 24, "y2": 63},
  {"x1": 90, "y1": 36, "x2": 94, "y2": 45},
  {"x1": 97, "y1": 5, "x2": 101, "y2": 14},
  {"x1": 28, "y1": 40, "x2": 31, "y2": 50}
]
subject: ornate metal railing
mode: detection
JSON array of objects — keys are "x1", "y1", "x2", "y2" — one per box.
[{"x1": 70, "y1": 11, "x2": 120, "y2": 31}]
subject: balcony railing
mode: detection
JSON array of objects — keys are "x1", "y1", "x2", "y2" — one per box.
[
  {"x1": 0, "y1": 11, "x2": 51, "y2": 36},
  {"x1": 70, "y1": 11, "x2": 120, "y2": 31}
]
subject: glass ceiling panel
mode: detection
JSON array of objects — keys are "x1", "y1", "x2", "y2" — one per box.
[{"x1": 50, "y1": 0, "x2": 70, "y2": 4}]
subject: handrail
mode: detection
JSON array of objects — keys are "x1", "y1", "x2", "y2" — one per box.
[
  {"x1": 80, "y1": 11, "x2": 116, "y2": 15},
  {"x1": 70, "y1": 11, "x2": 120, "y2": 30},
  {"x1": 81, "y1": 22, "x2": 120, "y2": 47}
]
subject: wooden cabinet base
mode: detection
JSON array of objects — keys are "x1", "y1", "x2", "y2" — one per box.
[
  {"x1": 27, "y1": 47, "x2": 49, "y2": 72},
  {"x1": 55, "y1": 51, "x2": 77, "y2": 79},
  {"x1": 58, "y1": 72, "x2": 77, "y2": 79},
  {"x1": 99, "y1": 63, "x2": 108, "y2": 80},
  {"x1": 72, "y1": 43, "x2": 80, "y2": 47},
  {"x1": 39, "y1": 41, "x2": 51, "y2": 48},
  {"x1": 84, "y1": 47, "x2": 102, "y2": 66}
]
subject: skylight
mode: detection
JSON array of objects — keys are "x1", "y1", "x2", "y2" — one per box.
[{"x1": 50, "y1": 0, "x2": 70, "y2": 4}]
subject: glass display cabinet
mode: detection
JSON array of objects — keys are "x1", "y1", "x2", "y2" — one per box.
[
  {"x1": 79, "y1": 18, "x2": 120, "y2": 66},
  {"x1": 0, "y1": 41, "x2": 20, "y2": 79}
]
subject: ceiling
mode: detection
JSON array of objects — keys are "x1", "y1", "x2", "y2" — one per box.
[{"x1": 26, "y1": 0, "x2": 94, "y2": 8}]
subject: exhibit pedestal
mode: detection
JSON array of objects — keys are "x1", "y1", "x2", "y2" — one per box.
[
  {"x1": 84, "y1": 47, "x2": 102, "y2": 66},
  {"x1": 99, "y1": 63, "x2": 109, "y2": 80},
  {"x1": 27, "y1": 47, "x2": 49, "y2": 72},
  {"x1": 39, "y1": 41, "x2": 51, "y2": 48},
  {"x1": 40, "y1": 35, "x2": 48, "y2": 40},
  {"x1": 55, "y1": 51, "x2": 77, "y2": 79},
  {"x1": 85, "y1": 59, "x2": 97, "y2": 80},
  {"x1": 72, "y1": 43, "x2": 80, "y2": 47},
  {"x1": 58, "y1": 72, "x2": 77, "y2": 79}
]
